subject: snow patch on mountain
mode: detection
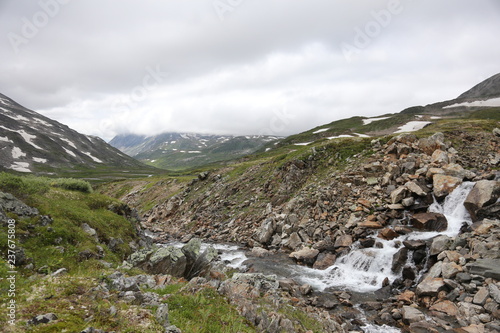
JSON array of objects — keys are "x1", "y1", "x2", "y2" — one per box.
[
  {"x1": 328, "y1": 134, "x2": 354, "y2": 140},
  {"x1": 60, "y1": 138, "x2": 78, "y2": 150},
  {"x1": 363, "y1": 117, "x2": 389, "y2": 125},
  {"x1": 63, "y1": 148, "x2": 77, "y2": 158},
  {"x1": 33, "y1": 118, "x2": 53, "y2": 127},
  {"x1": 394, "y1": 121, "x2": 431, "y2": 133},
  {"x1": 443, "y1": 97, "x2": 500, "y2": 109},
  {"x1": 0, "y1": 136, "x2": 12, "y2": 143},
  {"x1": 33, "y1": 157, "x2": 48, "y2": 163},
  {"x1": 18, "y1": 130, "x2": 43, "y2": 150},
  {"x1": 313, "y1": 128, "x2": 330, "y2": 134},
  {"x1": 10, "y1": 162, "x2": 31, "y2": 173},
  {"x1": 12, "y1": 147, "x2": 26, "y2": 159},
  {"x1": 83, "y1": 152, "x2": 103, "y2": 163}
]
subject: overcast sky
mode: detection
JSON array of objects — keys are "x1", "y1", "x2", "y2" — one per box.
[{"x1": 1, "y1": 0, "x2": 499, "y2": 141}]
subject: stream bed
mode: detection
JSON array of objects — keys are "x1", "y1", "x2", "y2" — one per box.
[{"x1": 154, "y1": 182, "x2": 475, "y2": 332}]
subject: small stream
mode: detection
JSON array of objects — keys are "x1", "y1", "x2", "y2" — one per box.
[{"x1": 153, "y1": 182, "x2": 475, "y2": 332}]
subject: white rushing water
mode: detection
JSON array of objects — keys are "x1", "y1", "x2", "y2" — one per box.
[{"x1": 291, "y1": 182, "x2": 475, "y2": 293}]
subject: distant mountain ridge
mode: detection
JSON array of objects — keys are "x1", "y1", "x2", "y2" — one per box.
[
  {"x1": 0, "y1": 93, "x2": 152, "y2": 175},
  {"x1": 458, "y1": 73, "x2": 500, "y2": 100},
  {"x1": 110, "y1": 132, "x2": 280, "y2": 170}
]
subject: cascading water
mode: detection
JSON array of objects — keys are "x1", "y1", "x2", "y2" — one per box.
[{"x1": 291, "y1": 182, "x2": 475, "y2": 293}]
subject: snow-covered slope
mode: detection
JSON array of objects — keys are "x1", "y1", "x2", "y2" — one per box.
[{"x1": 0, "y1": 93, "x2": 148, "y2": 174}]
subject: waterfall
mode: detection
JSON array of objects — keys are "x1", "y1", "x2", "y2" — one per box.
[{"x1": 292, "y1": 181, "x2": 475, "y2": 292}]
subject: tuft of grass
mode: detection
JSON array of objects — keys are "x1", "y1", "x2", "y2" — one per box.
[
  {"x1": 166, "y1": 287, "x2": 256, "y2": 333},
  {"x1": 0, "y1": 173, "x2": 93, "y2": 199}
]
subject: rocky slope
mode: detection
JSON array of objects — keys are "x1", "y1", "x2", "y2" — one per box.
[
  {"x1": 0, "y1": 93, "x2": 154, "y2": 176},
  {"x1": 106, "y1": 120, "x2": 500, "y2": 332},
  {"x1": 109, "y1": 132, "x2": 280, "y2": 171}
]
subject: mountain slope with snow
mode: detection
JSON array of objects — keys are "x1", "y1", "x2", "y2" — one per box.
[
  {"x1": 0, "y1": 93, "x2": 154, "y2": 176},
  {"x1": 110, "y1": 132, "x2": 280, "y2": 170},
  {"x1": 266, "y1": 73, "x2": 500, "y2": 148}
]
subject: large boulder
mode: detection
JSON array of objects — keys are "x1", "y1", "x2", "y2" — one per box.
[
  {"x1": 254, "y1": 218, "x2": 276, "y2": 245},
  {"x1": 429, "y1": 235, "x2": 452, "y2": 255},
  {"x1": 466, "y1": 259, "x2": 500, "y2": 280},
  {"x1": 129, "y1": 246, "x2": 187, "y2": 277},
  {"x1": 431, "y1": 149, "x2": 449, "y2": 165},
  {"x1": 432, "y1": 174, "x2": 462, "y2": 199},
  {"x1": 0, "y1": 192, "x2": 39, "y2": 217},
  {"x1": 464, "y1": 180, "x2": 500, "y2": 221},
  {"x1": 334, "y1": 235, "x2": 353, "y2": 248},
  {"x1": 402, "y1": 306, "x2": 425, "y2": 324},
  {"x1": 405, "y1": 181, "x2": 428, "y2": 197},
  {"x1": 416, "y1": 277, "x2": 446, "y2": 296},
  {"x1": 187, "y1": 246, "x2": 218, "y2": 279},
  {"x1": 289, "y1": 247, "x2": 319, "y2": 265},
  {"x1": 418, "y1": 132, "x2": 447, "y2": 155},
  {"x1": 411, "y1": 212, "x2": 448, "y2": 232},
  {"x1": 390, "y1": 186, "x2": 408, "y2": 204}
]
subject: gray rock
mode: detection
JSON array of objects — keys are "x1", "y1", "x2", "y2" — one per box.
[
  {"x1": 254, "y1": 218, "x2": 276, "y2": 244},
  {"x1": 430, "y1": 235, "x2": 452, "y2": 255},
  {"x1": 334, "y1": 234, "x2": 353, "y2": 248},
  {"x1": 155, "y1": 303, "x2": 170, "y2": 328},
  {"x1": 392, "y1": 247, "x2": 409, "y2": 273},
  {"x1": 411, "y1": 213, "x2": 448, "y2": 232},
  {"x1": 426, "y1": 261, "x2": 444, "y2": 279},
  {"x1": 28, "y1": 313, "x2": 58, "y2": 325},
  {"x1": 418, "y1": 132, "x2": 446, "y2": 155},
  {"x1": 181, "y1": 238, "x2": 202, "y2": 261},
  {"x1": 390, "y1": 186, "x2": 408, "y2": 204},
  {"x1": 402, "y1": 306, "x2": 425, "y2": 324},
  {"x1": 80, "y1": 328, "x2": 105, "y2": 333},
  {"x1": 431, "y1": 149, "x2": 450, "y2": 165},
  {"x1": 464, "y1": 180, "x2": 500, "y2": 221},
  {"x1": 81, "y1": 223, "x2": 97, "y2": 239},
  {"x1": 284, "y1": 232, "x2": 302, "y2": 250},
  {"x1": 165, "y1": 325, "x2": 182, "y2": 333},
  {"x1": 432, "y1": 174, "x2": 462, "y2": 198},
  {"x1": 149, "y1": 246, "x2": 187, "y2": 277},
  {"x1": 416, "y1": 278, "x2": 445, "y2": 296},
  {"x1": 289, "y1": 247, "x2": 319, "y2": 265},
  {"x1": 251, "y1": 247, "x2": 270, "y2": 257},
  {"x1": 408, "y1": 321, "x2": 439, "y2": 333},
  {"x1": 467, "y1": 259, "x2": 500, "y2": 280},
  {"x1": 441, "y1": 262, "x2": 463, "y2": 279},
  {"x1": 128, "y1": 248, "x2": 154, "y2": 267},
  {"x1": 108, "y1": 272, "x2": 140, "y2": 292},
  {"x1": 0, "y1": 192, "x2": 39, "y2": 217},
  {"x1": 186, "y1": 245, "x2": 218, "y2": 279},
  {"x1": 299, "y1": 284, "x2": 313, "y2": 295},
  {"x1": 473, "y1": 287, "x2": 490, "y2": 306},
  {"x1": 402, "y1": 197, "x2": 415, "y2": 208},
  {"x1": 488, "y1": 283, "x2": 500, "y2": 303}
]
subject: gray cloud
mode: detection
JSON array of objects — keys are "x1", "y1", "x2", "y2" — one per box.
[{"x1": 1, "y1": 0, "x2": 499, "y2": 140}]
